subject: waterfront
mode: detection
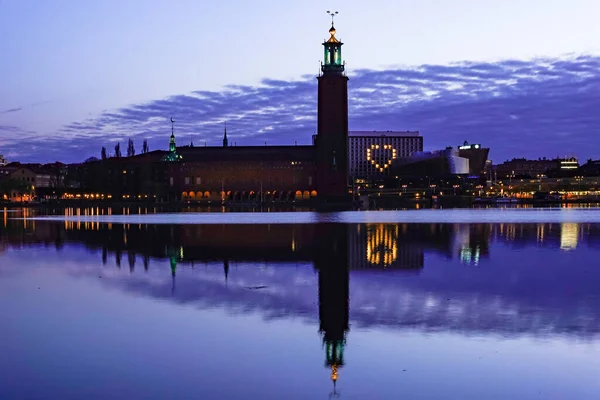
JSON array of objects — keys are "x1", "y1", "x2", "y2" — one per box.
[{"x1": 2, "y1": 208, "x2": 600, "y2": 399}]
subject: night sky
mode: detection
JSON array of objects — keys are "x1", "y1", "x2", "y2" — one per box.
[{"x1": 1, "y1": 0, "x2": 599, "y2": 163}]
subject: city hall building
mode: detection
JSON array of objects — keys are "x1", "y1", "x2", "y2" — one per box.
[{"x1": 81, "y1": 21, "x2": 351, "y2": 203}]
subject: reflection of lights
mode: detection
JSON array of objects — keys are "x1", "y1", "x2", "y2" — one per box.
[
  {"x1": 366, "y1": 224, "x2": 398, "y2": 267},
  {"x1": 560, "y1": 223, "x2": 579, "y2": 251},
  {"x1": 536, "y1": 224, "x2": 545, "y2": 243},
  {"x1": 460, "y1": 245, "x2": 480, "y2": 266}
]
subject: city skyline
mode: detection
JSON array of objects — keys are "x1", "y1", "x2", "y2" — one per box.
[{"x1": 1, "y1": 1, "x2": 600, "y2": 163}]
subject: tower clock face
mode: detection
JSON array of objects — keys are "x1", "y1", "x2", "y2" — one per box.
[{"x1": 366, "y1": 144, "x2": 397, "y2": 173}]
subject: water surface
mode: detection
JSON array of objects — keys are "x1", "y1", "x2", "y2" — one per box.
[{"x1": 2, "y1": 209, "x2": 600, "y2": 399}]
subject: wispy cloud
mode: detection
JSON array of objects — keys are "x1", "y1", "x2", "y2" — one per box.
[
  {"x1": 0, "y1": 107, "x2": 23, "y2": 114},
  {"x1": 3, "y1": 55, "x2": 600, "y2": 162}
]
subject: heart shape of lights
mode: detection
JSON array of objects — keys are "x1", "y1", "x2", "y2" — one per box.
[{"x1": 366, "y1": 144, "x2": 397, "y2": 173}]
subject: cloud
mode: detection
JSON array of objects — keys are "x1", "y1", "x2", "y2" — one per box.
[
  {"x1": 0, "y1": 107, "x2": 23, "y2": 114},
  {"x1": 3, "y1": 54, "x2": 600, "y2": 162}
]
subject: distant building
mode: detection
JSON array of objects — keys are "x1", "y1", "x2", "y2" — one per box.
[
  {"x1": 580, "y1": 159, "x2": 600, "y2": 176},
  {"x1": 559, "y1": 157, "x2": 579, "y2": 170},
  {"x1": 0, "y1": 155, "x2": 7, "y2": 166},
  {"x1": 495, "y1": 157, "x2": 579, "y2": 178},
  {"x1": 347, "y1": 131, "x2": 423, "y2": 180}
]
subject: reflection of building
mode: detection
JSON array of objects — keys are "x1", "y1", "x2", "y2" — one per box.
[
  {"x1": 347, "y1": 131, "x2": 422, "y2": 180},
  {"x1": 454, "y1": 224, "x2": 491, "y2": 266},
  {"x1": 349, "y1": 224, "x2": 424, "y2": 270},
  {"x1": 560, "y1": 223, "x2": 579, "y2": 251}
]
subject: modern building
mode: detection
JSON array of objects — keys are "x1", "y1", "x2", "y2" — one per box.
[
  {"x1": 347, "y1": 131, "x2": 422, "y2": 180},
  {"x1": 393, "y1": 148, "x2": 469, "y2": 178},
  {"x1": 392, "y1": 142, "x2": 489, "y2": 179},
  {"x1": 457, "y1": 141, "x2": 490, "y2": 176}
]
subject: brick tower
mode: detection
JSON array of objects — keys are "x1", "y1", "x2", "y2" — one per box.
[{"x1": 315, "y1": 15, "x2": 349, "y2": 201}]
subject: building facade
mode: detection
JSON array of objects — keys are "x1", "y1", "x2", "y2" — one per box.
[
  {"x1": 348, "y1": 131, "x2": 422, "y2": 180},
  {"x1": 76, "y1": 21, "x2": 351, "y2": 203}
]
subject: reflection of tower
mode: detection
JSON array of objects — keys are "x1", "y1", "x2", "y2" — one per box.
[{"x1": 314, "y1": 223, "x2": 349, "y2": 395}]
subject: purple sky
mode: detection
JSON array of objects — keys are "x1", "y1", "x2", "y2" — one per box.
[{"x1": 1, "y1": 0, "x2": 599, "y2": 163}]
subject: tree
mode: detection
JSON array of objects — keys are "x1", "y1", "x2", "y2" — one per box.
[
  {"x1": 114, "y1": 143, "x2": 121, "y2": 158},
  {"x1": 101, "y1": 147, "x2": 107, "y2": 160},
  {"x1": 127, "y1": 138, "x2": 135, "y2": 157},
  {"x1": 142, "y1": 139, "x2": 149, "y2": 154}
]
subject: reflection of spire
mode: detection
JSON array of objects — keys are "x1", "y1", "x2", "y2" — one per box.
[
  {"x1": 223, "y1": 258, "x2": 230, "y2": 285},
  {"x1": 329, "y1": 365, "x2": 340, "y2": 398},
  {"x1": 170, "y1": 255, "x2": 177, "y2": 294}
]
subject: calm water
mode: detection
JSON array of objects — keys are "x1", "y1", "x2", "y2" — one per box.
[{"x1": 2, "y1": 208, "x2": 600, "y2": 399}]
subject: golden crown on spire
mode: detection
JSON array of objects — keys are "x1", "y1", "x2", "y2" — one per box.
[{"x1": 326, "y1": 10, "x2": 340, "y2": 43}]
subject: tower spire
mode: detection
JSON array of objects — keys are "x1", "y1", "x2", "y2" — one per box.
[
  {"x1": 322, "y1": 12, "x2": 344, "y2": 74},
  {"x1": 169, "y1": 117, "x2": 176, "y2": 153},
  {"x1": 223, "y1": 121, "x2": 229, "y2": 147},
  {"x1": 162, "y1": 117, "x2": 183, "y2": 161},
  {"x1": 327, "y1": 10, "x2": 338, "y2": 27}
]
